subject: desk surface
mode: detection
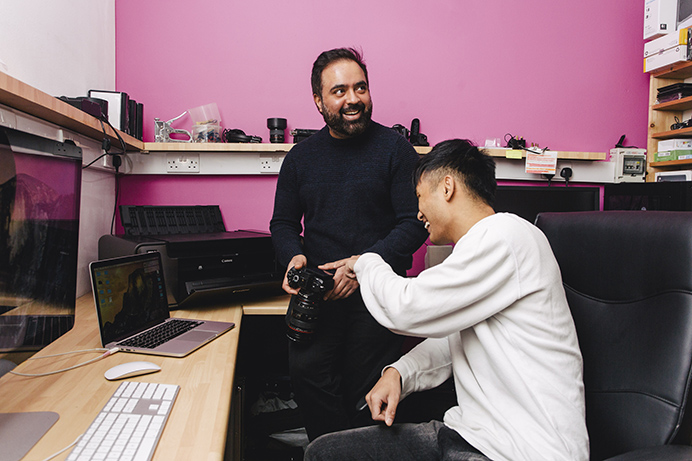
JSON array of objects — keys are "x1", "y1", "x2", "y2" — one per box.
[
  {"x1": 0, "y1": 293, "x2": 245, "y2": 461},
  {"x1": 241, "y1": 293, "x2": 290, "y2": 316}
]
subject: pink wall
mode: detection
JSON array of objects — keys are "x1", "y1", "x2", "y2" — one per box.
[{"x1": 114, "y1": 0, "x2": 649, "y2": 274}]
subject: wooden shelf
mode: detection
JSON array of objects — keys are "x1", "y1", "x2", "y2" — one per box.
[
  {"x1": 651, "y1": 126, "x2": 692, "y2": 139},
  {"x1": 484, "y1": 148, "x2": 606, "y2": 160},
  {"x1": 651, "y1": 60, "x2": 692, "y2": 80},
  {"x1": 143, "y1": 142, "x2": 295, "y2": 153},
  {"x1": 651, "y1": 158, "x2": 692, "y2": 168},
  {"x1": 0, "y1": 71, "x2": 143, "y2": 151},
  {"x1": 142, "y1": 143, "x2": 604, "y2": 160},
  {"x1": 143, "y1": 142, "x2": 433, "y2": 154},
  {"x1": 653, "y1": 95, "x2": 692, "y2": 112}
]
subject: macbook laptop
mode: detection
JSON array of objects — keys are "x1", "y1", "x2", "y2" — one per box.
[{"x1": 89, "y1": 251, "x2": 234, "y2": 357}]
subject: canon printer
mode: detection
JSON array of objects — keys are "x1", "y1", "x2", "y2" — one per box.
[{"x1": 98, "y1": 206, "x2": 282, "y2": 307}]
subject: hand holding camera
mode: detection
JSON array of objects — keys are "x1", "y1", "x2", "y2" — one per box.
[{"x1": 284, "y1": 267, "x2": 334, "y2": 343}]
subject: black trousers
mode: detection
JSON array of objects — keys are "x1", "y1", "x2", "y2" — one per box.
[{"x1": 288, "y1": 291, "x2": 405, "y2": 441}]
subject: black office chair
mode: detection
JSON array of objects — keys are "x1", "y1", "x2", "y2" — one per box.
[{"x1": 535, "y1": 211, "x2": 692, "y2": 461}]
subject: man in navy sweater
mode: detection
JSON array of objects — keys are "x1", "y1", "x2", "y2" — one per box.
[{"x1": 270, "y1": 47, "x2": 428, "y2": 441}]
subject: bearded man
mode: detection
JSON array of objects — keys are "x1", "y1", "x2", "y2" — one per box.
[{"x1": 270, "y1": 47, "x2": 428, "y2": 441}]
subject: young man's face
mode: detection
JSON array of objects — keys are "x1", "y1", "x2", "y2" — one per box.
[
  {"x1": 416, "y1": 173, "x2": 452, "y2": 245},
  {"x1": 314, "y1": 59, "x2": 373, "y2": 139}
]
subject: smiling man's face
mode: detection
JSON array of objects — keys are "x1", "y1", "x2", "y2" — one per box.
[{"x1": 314, "y1": 59, "x2": 373, "y2": 139}]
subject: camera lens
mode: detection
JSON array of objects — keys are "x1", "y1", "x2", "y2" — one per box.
[
  {"x1": 267, "y1": 118, "x2": 287, "y2": 143},
  {"x1": 285, "y1": 292, "x2": 320, "y2": 342}
]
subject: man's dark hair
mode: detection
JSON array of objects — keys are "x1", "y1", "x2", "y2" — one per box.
[
  {"x1": 311, "y1": 47, "x2": 369, "y2": 98},
  {"x1": 413, "y1": 139, "x2": 497, "y2": 207}
]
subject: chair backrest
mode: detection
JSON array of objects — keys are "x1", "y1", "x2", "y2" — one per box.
[{"x1": 535, "y1": 211, "x2": 692, "y2": 460}]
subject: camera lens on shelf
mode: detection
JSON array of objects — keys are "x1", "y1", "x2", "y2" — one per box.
[{"x1": 267, "y1": 118, "x2": 287, "y2": 143}]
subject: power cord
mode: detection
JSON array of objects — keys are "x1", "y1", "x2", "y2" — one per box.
[
  {"x1": 9, "y1": 348, "x2": 119, "y2": 377},
  {"x1": 560, "y1": 167, "x2": 573, "y2": 187},
  {"x1": 39, "y1": 434, "x2": 83, "y2": 461},
  {"x1": 505, "y1": 133, "x2": 549, "y2": 155}
]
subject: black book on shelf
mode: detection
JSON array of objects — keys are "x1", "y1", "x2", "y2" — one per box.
[
  {"x1": 136, "y1": 102, "x2": 143, "y2": 140},
  {"x1": 128, "y1": 99, "x2": 137, "y2": 136},
  {"x1": 657, "y1": 83, "x2": 692, "y2": 103}
]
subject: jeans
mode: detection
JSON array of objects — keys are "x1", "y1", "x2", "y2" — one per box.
[
  {"x1": 303, "y1": 420, "x2": 491, "y2": 461},
  {"x1": 289, "y1": 291, "x2": 404, "y2": 441}
]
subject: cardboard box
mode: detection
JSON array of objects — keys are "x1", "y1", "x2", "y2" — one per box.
[
  {"x1": 645, "y1": 28, "x2": 692, "y2": 57},
  {"x1": 658, "y1": 138, "x2": 692, "y2": 151},
  {"x1": 644, "y1": 45, "x2": 691, "y2": 72},
  {"x1": 654, "y1": 149, "x2": 692, "y2": 162},
  {"x1": 644, "y1": 0, "x2": 677, "y2": 40}
]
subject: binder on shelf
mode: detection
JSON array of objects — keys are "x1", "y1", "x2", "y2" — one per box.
[
  {"x1": 136, "y1": 102, "x2": 143, "y2": 140},
  {"x1": 127, "y1": 99, "x2": 144, "y2": 140},
  {"x1": 88, "y1": 89, "x2": 129, "y2": 133}
]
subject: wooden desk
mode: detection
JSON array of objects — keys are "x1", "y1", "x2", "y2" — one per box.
[
  {"x1": 0, "y1": 293, "x2": 243, "y2": 461},
  {"x1": 241, "y1": 293, "x2": 290, "y2": 316}
]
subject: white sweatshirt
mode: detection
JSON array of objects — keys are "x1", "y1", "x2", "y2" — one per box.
[{"x1": 354, "y1": 213, "x2": 589, "y2": 461}]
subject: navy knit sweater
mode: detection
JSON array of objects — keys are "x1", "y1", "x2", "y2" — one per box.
[{"x1": 270, "y1": 122, "x2": 428, "y2": 275}]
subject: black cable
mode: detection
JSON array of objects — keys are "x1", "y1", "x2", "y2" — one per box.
[
  {"x1": 111, "y1": 170, "x2": 120, "y2": 235},
  {"x1": 94, "y1": 117, "x2": 126, "y2": 234},
  {"x1": 505, "y1": 133, "x2": 549, "y2": 155},
  {"x1": 82, "y1": 151, "x2": 110, "y2": 169},
  {"x1": 560, "y1": 167, "x2": 572, "y2": 187}
]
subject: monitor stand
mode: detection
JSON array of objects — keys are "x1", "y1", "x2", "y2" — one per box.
[{"x1": 0, "y1": 412, "x2": 59, "y2": 461}]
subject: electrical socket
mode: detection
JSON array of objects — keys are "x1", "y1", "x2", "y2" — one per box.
[
  {"x1": 167, "y1": 153, "x2": 200, "y2": 173},
  {"x1": 259, "y1": 154, "x2": 284, "y2": 173},
  {"x1": 102, "y1": 154, "x2": 114, "y2": 169}
]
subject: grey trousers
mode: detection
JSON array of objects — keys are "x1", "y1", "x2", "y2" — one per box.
[{"x1": 303, "y1": 420, "x2": 491, "y2": 461}]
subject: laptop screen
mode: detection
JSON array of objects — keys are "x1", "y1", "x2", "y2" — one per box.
[{"x1": 91, "y1": 252, "x2": 170, "y2": 345}]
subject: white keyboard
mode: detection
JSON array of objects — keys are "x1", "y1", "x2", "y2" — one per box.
[{"x1": 67, "y1": 381, "x2": 179, "y2": 461}]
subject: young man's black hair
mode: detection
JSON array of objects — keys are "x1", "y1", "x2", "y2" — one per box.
[{"x1": 413, "y1": 139, "x2": 497, "y2": 207}]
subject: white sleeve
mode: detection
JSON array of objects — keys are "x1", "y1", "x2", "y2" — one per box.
[
  {"x1": 353, "y1": 232, "x2": 520, "y2": 338},
  {"x1": 389, "y1": 336, "x2": 453, "y2": 398}
]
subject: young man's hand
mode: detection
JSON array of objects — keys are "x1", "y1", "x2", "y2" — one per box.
[
  {"x1": 365, "y1": 367, "x2": 402, "y2": 426},
  {"x1": 319, "y1": 255, "x2": 360, "y2": 301}
]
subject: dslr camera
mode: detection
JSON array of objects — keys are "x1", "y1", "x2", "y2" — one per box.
[{"x1": 285, "y1": 267, "x2": 334, "y2": 343}]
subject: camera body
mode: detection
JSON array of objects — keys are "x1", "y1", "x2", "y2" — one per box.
[{"x1": 285, "y1": 267, "x2": 334, "y2": 343}]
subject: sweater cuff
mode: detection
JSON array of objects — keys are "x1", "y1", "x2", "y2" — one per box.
[{"x1": 387, "y1": 357, "x2": 417, "y2": 399}]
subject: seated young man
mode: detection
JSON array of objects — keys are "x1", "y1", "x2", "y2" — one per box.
[{"x1": 309, "y1": 139, "x2": 589, "y2": 461}]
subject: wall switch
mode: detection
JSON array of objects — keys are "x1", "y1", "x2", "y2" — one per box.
[
  {"x1": 167, "y1": 153, "x2": 200, "y2": 173},
  {"x1": 259, "y1": 154, "x2": 284, "y2": 173}
]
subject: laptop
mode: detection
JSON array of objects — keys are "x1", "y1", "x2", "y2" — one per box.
[{"x1": 89, "y1": 251, "x2": 234, "y2": 357}]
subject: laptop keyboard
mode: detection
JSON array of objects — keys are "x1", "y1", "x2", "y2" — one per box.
[
  {"x1": 0, "y1": 315, "x2": 75, "y2": 351},
  {"x1": 118, "y1": 319, "x2": 202, "y2": 349}
]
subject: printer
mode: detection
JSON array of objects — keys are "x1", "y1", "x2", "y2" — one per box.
[{"x1": 99, "y1": 206, "x2": 282, "y2": 307}]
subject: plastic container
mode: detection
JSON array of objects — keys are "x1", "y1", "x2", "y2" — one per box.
[
  {"x1": 193, "y1": 124, "x2": 222, "y2": 143},
  {"x1": 188, "y1": 103, "x2": 221, "y2": 125},
  {"x1": 189, "y1": 103, "x2": 222, "y2": 142}
]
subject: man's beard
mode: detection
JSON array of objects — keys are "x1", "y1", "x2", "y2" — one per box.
[{"x1": 321, "y1": 101, "x2": 373, "y2": 138}]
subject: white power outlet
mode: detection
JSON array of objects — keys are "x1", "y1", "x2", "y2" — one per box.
[
  {"x1": 167, "y1": 153, "x2": 200, "y2": 173},
  {"x1": 259, "y1": 154, "x2": 284, "y2": 173}
]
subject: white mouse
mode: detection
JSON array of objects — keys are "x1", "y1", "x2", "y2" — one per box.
[{"x1": 105, "y1": 361, "x2": 161, "y2": 381}]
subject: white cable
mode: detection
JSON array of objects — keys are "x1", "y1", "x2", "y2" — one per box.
[
  {"x1": 9, "y1": 348, "x2": 119, "y2": 377},
  {"x1": 39, "y1": 434, "x2": 83, "y2": 461},
  {"x1": 26, "y1": 348, "x2": 109, "y2": 360}
]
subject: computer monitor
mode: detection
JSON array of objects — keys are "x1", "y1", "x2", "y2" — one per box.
[
  {"x1": 494, "y1": 185, "x2": 601, "y2": 224},
  {"x1": 0, "y1": 126, "x2": 82, "y2": 352},
  {"x1": 604, "y1": 182, "x2": 692, "y2": 211},
  {"x1": 679, "y1": 0, "x2": 692, "y2": 29}
]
